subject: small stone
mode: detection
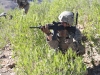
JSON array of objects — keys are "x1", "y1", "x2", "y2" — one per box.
[
  {"x1": 0, "y1": 55, "x2": 6, "y2": 59},
  {"x1": 8, "y1": 63, "x2": 16, "y2": 69}
]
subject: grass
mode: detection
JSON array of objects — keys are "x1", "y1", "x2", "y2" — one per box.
[{"x1": 0, "y1": 0, "x2": 100, "y2": 75}]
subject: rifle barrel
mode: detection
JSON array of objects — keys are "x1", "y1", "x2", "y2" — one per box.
[{"x1": 29, "y1": 26, "x2": 41, "y2": 29}]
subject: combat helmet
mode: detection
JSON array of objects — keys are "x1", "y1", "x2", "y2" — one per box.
[{"x1": 58, "y1": 11, "x2": 74, "y2": 25}]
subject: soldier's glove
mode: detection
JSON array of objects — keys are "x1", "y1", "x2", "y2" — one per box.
[{"x1": 41, "y1": 25, "x2": 51, "y2": 36}]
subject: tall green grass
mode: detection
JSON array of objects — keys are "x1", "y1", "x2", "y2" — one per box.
[{"x1": 0, "y1": 0, "x2": 100, "y2": 75}]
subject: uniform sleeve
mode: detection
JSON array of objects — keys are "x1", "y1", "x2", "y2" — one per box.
[
  {"x1": 47, "y1": 40, "x2": 59, "y2": 49},
  {"x1": 74, "y1": 28, "x2": 82, "y2": 41}
]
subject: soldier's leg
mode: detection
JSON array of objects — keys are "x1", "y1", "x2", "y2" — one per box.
[
  {"x1": 73, "y1": 42, "x2": 85, "y2": 55},
  {"x1": 24, "y1": 2, "x2": 29, "y2": 14},
  {"x1": 77, "y1": 43, "x2": 85, "y2": 55},
  {"x1": 70, "y1": 42, "x2": 85, "y2": 55}
]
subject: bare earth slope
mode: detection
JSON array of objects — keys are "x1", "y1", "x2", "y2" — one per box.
[{"x1": 0, "y1": 43, "x2": 16, "y2": 75}]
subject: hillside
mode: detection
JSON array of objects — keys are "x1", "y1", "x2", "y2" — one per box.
[{"x1": 0, "y1": 0, "x2": 100, "y2": 75}]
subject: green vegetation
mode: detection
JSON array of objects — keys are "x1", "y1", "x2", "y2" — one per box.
[{"x1": 0, "y1": 0, "x2": 100, "y2": 75}]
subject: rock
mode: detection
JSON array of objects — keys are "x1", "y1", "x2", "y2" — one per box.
[
  {"x1": 0, "y1": 12, "x2": 6, "y2": 18},
  {"x1": 8, "y1": 63, "x2": 16, "y2": 69},
  {"x1": 0, "y1": 55, "x2": 6, "y2": 59}
]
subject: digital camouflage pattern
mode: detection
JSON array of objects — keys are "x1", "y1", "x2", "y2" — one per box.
[
  {"x1": 47, "y1": 28, "x2": 85, "y2": 55},
  {"x1": 58, "y1": 11, "x2": 74, "y2": 25}
]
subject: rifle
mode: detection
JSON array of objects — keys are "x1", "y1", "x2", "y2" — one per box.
[
  {"x1": 30, "y1": 21, "x2": 76, "y2": 40},
  {"x1": 30, "y1": 21, "x2": 65, "y2": 40}
]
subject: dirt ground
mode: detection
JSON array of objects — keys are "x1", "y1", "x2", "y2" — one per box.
[
  {"x1": 0, "y1": 1, "x2": 17, "y2": 74},
  {"x1": 83, "y1": 40, "x2": 100, "y2": 75},
  {"x1": 0, "y1": 43, "x2": 16, "y2": 75}
]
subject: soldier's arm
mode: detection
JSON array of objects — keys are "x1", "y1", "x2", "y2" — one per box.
[
  {"x1": 46, "y1": 34, "x2": 59, "y2": 49},
  {"x1": 41, "y1": 25, "x2": 59, "y2": 49},
  {"x1": 74, "y1": 28, "x2": 82, "y2": 42}
]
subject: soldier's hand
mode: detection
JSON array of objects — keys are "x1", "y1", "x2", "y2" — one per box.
[{"x1": 41, "y1": 25, "x2": 51, "y2": 35}]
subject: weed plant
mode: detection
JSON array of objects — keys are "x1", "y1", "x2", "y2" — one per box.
[{"x1": 0, "y1": 0, "x2": 100, "y2": 75}]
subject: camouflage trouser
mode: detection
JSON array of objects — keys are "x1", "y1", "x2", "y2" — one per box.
[
  {"x1": 72, "y1": 42, "x2": 85, "y2": 55},
  {"x1": 47, "y1": 38, "x2": 85, "y2": 55},
  {"x1": 24, "y1": 3, "x2": 29, "y2": 14}
]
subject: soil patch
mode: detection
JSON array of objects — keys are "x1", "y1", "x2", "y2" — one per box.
[{"x1": 0, "y1": 43, "x2": 16, "y2": 75}]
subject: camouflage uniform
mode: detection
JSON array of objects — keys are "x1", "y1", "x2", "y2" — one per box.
[
  {"x1": 47, "y1": 27, "x2": 85, "y2": 55},
  {"x1": 47, "y1": 11, "x2": 85, "y2": 55},
  {"x1": 17, "y1": 0, "x2": 29, "y2": 14}
]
